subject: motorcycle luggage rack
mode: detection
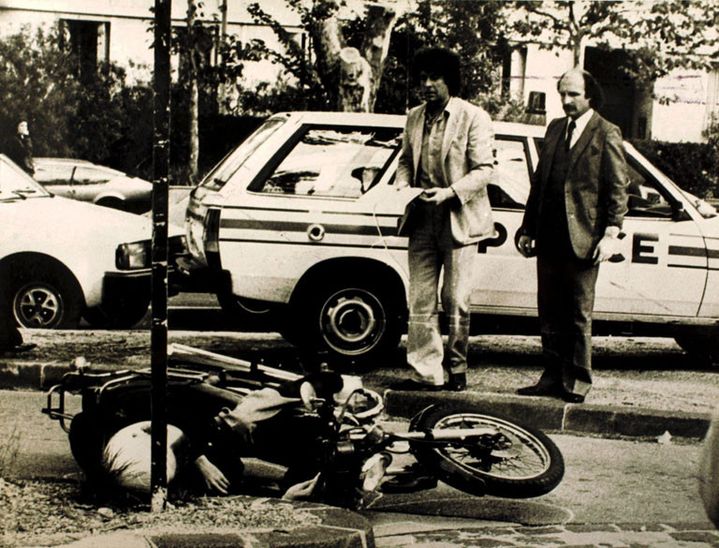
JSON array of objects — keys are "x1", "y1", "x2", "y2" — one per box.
[
  {"x1": 42, "y1": 368, "x2": 143, "y2": 432},
  {"x1": 168, "y1": 343, "x2": 301, "y2": 385},
  {"x1": 43, "y1": 344, "x2": 303, "y2": 433}
]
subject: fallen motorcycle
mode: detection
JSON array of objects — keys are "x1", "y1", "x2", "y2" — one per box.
[{"x1": 43, "y1": 344, "x2": 565, "y2": 508}]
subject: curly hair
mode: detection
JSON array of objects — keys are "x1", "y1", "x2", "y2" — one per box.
[{"x1": 412, "y1": 47, "x2": 462, "y2": 96}]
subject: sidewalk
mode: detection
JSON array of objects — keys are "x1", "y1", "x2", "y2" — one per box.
[{"x1": 3, "y1": 329, "x2": 715, "y2": 440}]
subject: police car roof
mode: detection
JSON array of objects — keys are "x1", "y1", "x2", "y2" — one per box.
[{"x1": 271, "y1": 111, "x2": 548, "y2": 137}]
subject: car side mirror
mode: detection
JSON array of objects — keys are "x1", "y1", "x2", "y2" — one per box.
[{"x1": 672, "y1": 202, "x2": 691, "y2": 222}]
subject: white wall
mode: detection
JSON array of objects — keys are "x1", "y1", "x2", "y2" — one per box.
[
  {"x1": 0, "y1": 0, "x2": 302, "y2": 84},
  {"x1": 652, "y1": 69, "x2": 719, "y2": 143},
  {"x1": 514, "y1": 44, "x2": 718, "y2": 143}
]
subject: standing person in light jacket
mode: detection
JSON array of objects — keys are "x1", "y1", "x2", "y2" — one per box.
[
  {"x1": 516, "y1": 68, "x2": 628, "y2": 403},
  {"x1": 394, "y1": 47, "x2": 495, "y2": 392}
]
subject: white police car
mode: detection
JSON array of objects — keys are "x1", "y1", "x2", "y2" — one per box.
[
  {"x1": 0, "y1": 154, "x2": 185, "y2": 329},
  {"x1": 182, "y1": 111, "x2": 719, "y2": 363}
]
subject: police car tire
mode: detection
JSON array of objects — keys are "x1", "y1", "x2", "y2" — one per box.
[{"x1": 299, "y1": 277, "x2": 403, "y2": 361}]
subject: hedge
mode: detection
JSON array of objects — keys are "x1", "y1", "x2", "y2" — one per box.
[{"x1": 629, "y1": 139, "x2": 718, "y2": 199}]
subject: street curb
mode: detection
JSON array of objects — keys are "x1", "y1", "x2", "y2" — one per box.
[
  {"x1": 0, "y1": 360, "x2": 71, "y2": 390},
  {"x1": 383, "y1": 390, "x2": 711, "y2": 439},
  {"x1": 0, "y1": 361, "x2": 712, "y2": 439},
  {"x1": 61, "y1": 503, "x2": 374, "y2": 548}
]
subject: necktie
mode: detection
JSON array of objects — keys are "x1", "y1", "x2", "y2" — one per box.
[{"x1": 566, "y1": 120, "x2": 576, "y2": 151}]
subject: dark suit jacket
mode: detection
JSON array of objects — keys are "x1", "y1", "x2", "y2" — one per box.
[{"x1": 521, "y1": 111, "x2": 628, "y2": 260}]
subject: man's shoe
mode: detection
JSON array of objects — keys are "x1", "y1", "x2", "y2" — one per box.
[
  {"x1": 516, "y1": 383, "x2": 560, "y2": 397},
  {"x1": 446, "y1": 372, "x2": 467, "y2": 392},
  {"x1": 390, "y1": 379, "x2": 444, "y2": 392},
  {"x1": 561, "y1": 391, "x2": 586, "y2": 404}
]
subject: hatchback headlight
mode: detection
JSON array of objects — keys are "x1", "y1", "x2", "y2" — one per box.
[{"x1": 116, "y1": 240, "x2": 151, "y2": 270}]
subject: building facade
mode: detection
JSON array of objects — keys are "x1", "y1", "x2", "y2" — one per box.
[{"x1": 1, "y1": 0, "x2": 716, "y2": 143}]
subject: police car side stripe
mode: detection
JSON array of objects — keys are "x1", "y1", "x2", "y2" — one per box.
[
  {"x1": 667, "y1": 245, "x2": 707, "y2": 258},
  {"x1": 220, "y1": 204, "x2": 400, "y2": 218},
  {"x1": 219, "y1": 237, "x2": 407, "y2": 250},
  {"x1": 220, "y1": 218, "x2": 398, "y2": 237}
]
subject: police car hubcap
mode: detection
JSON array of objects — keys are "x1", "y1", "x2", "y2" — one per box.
[{"x1": 322, "y1": 291, "x2": 385, "y2": 353}]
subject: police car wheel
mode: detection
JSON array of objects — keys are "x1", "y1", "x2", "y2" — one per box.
[{"x1": 305, "y1": 280, "x2": 402, "y2": 360}]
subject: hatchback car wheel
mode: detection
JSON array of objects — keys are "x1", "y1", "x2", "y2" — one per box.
[{"x1": 10, "y1": 266, "x2": 83, "y2": 329}]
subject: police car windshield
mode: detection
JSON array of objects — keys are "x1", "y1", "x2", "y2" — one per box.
[
  {"x1": 200, "y1": 117, "x2": 286, "y2": 191},
  {"x1": 0, "y1": 155, "x2": 51, "y2": 200}
]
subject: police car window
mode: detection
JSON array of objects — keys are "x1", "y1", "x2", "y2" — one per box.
[
  {"x1": 626, "y1": 159, "x2": 673, "y2": 218},
  {"x1": 489, "y1": 138, "x2": 529, "y2": 209},
  {"x1": 202, "y1": 117, "x2": 287, "y2": 192},
  {"x1": 255, "y1": 126, "x2": 401, "y2": 199}
]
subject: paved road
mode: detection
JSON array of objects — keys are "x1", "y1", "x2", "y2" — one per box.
[{"x1": 2, "y1": 389, "x2": 716, "y2": 546}]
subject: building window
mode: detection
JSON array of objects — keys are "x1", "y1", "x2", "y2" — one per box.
[{"x1": 60, "y1": 20, "x2": 110, "y2": 81}]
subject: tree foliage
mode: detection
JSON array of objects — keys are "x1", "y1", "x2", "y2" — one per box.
[
  {"x1": 225, "y1": 0, "x2": 516, "y2": 116},
  {"x1": 506, "y1": 0, "x2": 718, "y2": 83},
  {"x1": 0, "y1": 24, "x2": 153, "y2": 174},
  {"x1": 242, "y1": 0, "x2": 403, "y2": 112},
  {"x1": 377, "y1": 0, "x2": 510, "y2": 112}
]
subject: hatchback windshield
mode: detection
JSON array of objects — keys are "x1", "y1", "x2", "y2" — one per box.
[{"x1": 0, "y1": 155, "x2": 51, "y2": 200}]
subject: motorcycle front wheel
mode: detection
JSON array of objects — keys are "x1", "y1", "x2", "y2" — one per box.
[{"x1": 410, "y1": 406, "x2": 564, "y2": 498}]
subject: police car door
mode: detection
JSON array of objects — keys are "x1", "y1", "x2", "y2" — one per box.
[
  {"x1": 469, "y1": 134, "x2": 538, "y2": 315},
  {"x1": 593, "y1": 146, "x2": 707, "y2": 319}
]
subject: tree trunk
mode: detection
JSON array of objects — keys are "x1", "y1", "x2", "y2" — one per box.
[
  {"x1": 361, "y1": 3, "x2": 399, "y2": 111},
  {"x1": 312, "y1": 0, "x2": 403, "y2": 112},
  {"x1": 186, "y1": 0, "x2": 199, "y2": 184},
  {"x1": 338, "y1": 47, "x2": 371, "y2": 111}
]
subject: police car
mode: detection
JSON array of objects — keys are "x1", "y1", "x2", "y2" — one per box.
[{"x1": 182, "y1": 111, "x2": 719, "y2": 363}]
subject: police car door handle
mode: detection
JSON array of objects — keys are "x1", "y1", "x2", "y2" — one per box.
[{"x1": 307, "y1": 224, "x2": 325, "y2": 241}]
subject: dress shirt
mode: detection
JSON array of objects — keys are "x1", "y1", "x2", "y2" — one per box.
[{"x1": 566, "y1": 108, "x2": 594, "y2": 149}]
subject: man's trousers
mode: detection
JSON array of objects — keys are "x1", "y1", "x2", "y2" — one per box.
[
  {"x1": 536, "y1": 253, "x2": 599, "y2": 397},
  {"x1": 407, "y1": 205, "x2": 475, "y2": 385}
]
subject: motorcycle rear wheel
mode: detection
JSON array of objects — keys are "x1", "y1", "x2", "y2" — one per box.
[{"x1": 411, "y1": 406, "x2": 564, "y2": 498}]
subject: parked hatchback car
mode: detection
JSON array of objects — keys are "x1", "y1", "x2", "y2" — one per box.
[
  {"x1": 0, "y1": 154, "x2": 185, "y2": 329},
  {"x1": 181, "y1": 111, "x2": 719, "y2": 363},
  {"x1": 33, "y1": 157, "x2": 152, "y2": 213}
]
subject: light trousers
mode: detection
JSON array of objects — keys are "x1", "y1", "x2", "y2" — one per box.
[{"x1": 407, "y1": 205, "x2": 475, "y2": 385}]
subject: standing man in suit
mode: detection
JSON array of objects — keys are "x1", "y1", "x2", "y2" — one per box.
[
  {"x1": 516, "y1": 68, "x2": 628, "y2": 403},
  {"x1": 394, "y1": 47, "x2": 495, "y2": 392}
]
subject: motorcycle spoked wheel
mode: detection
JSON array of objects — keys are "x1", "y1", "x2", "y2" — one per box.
[{"x1": 410, "y1": 405, "x2": 565, "y2": 498}]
